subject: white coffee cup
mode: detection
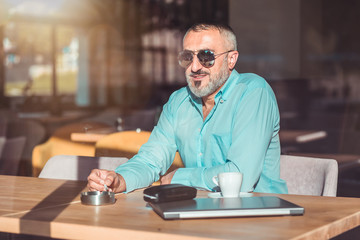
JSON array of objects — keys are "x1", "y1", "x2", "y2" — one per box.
[{"x1": 212, "y1": 172, "x2": 243, "y2": 198}]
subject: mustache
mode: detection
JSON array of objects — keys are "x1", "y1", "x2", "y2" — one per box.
[{"x1": 189, "y1": 70, "x2": 209, "y2": 77}]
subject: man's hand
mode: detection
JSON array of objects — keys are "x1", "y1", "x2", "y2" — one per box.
[
  {"x1": 87, "y1": 169, "x2": 126, "y2": 193},
  {"x1": 160, "y1": 169, "x2": 178, "y2": 185}
]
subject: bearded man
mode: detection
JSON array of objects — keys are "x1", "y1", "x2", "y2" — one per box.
[{"x1": 87, "y1": 23, "x2": 288, "y2": 194}]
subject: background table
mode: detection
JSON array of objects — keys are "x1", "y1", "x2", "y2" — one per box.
[
  {"x1": 0, "y1": 175, "x2": 359, "y2": 239},
  {"x1": 279, "y1": 130, "x2": 327, "y2": 144}
]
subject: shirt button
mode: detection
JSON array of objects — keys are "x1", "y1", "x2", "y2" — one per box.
[
  {"x1": 220, "y1": 99, "x2": 224, "y2": 103},
  {"x1": 199, "y1": 153, "x2": 203, "y2": 156}
]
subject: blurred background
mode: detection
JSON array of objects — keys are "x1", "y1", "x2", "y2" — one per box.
[{"x1": 0, "y1": 0, "x2": 359, "y2": 198}]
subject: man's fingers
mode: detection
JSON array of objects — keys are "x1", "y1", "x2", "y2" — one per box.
[
  {"x1": 104, "y1": 174, "x2": 115, "y2": 187},
  {"x1": 160, "y1": 169, "x2": 177, "y2": 185},
  {"x1": 88, "y1": 169, "x2": 104, "y2": 182},
  {"x1": 87, "y1": 180, "x2": 104, "y2": 191},
  {"x1": 87, "y1": 169, "x2": 125, "y2": 193},
  {"x1": 87, "y1": 169, "x2": 110, "y2": 191},
  {"x1": 87, "y1": 169, "x2": 121, "y2": 192}
]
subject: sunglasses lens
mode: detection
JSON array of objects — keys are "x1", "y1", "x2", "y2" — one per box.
[
  {"x1": 178, "y1": 51, "x2": 193, "y2": 68},
  {"x1": 178, "y1": 50, "x2": 216, "y2": 68},
  {"x1": 198, "y1": 50, "x2": 215, "y2": 68}
]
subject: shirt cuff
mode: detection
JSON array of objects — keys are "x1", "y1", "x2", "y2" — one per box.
[
  {"x1": 171, "y1": 167, "x2": 211, "y2": 190},
  {"x1": 115, "y1": 168, "x2": 136, "y2": 193}
]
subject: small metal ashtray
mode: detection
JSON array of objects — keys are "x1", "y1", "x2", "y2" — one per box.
[{"x1": 81, "y1": 191, "x2": 115, "y2": 206}]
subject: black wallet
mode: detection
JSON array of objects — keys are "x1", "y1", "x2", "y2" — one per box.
[{"x1": 143, "y1": 184, "x2": 197, "y2": 203}]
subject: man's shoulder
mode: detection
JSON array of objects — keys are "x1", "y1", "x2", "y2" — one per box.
[
  {"x1": 236, "y1": 73, "x2": 268, "y2": 89},
  {"x1": 232, "y1": 72, "x2": 276, "y2": 101},
  {"x1": 165, "y1": 86, "x2": 191, "y2": 108},
  {"x1": 169, "y1": 86, "x2": 189, "y2": 100}
]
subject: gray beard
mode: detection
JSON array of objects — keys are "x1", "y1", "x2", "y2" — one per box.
[{"x1": 186, "y1": 62, "x2": 230, "y2": 98}]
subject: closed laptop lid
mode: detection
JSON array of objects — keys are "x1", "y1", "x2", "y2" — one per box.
[{"x1": 149, "y1": 196, "x2": 304, "y2": 220}]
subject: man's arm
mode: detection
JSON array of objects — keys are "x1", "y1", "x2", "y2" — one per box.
[{"x1": 114, "y1": 94, "x2": 179, "y2": 192}]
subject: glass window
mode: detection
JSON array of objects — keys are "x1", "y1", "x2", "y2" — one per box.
[
  {"x1": 4, "y1": 22, "x2": 52, "y2": 97},
  {"x1": 56, "y1": 26, "x2": 78, "y2": 97}
]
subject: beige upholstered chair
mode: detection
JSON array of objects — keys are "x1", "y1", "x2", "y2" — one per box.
[
  {"x1": 39, "y1": 155, "x2": 128, "y2": 181},
  {"x1": 280, "y1": 155, "x2": 338, "y2": 196}
]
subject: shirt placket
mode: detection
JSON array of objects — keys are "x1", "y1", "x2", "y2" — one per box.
[{"x1": 196, "y1": 93, "x2": 223, "y2": 167}]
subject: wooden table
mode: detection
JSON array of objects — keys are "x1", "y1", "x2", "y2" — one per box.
[
  {"x1": 71, "y1": 128, "x2": 116, "y2": 143},
  {"x1": 0, "y1": 175, "x2": 359, "y2": 240}
]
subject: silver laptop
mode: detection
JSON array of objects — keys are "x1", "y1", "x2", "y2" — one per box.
[{"x1": 149, "y1": 196, "x2": 304, "y2": 220}]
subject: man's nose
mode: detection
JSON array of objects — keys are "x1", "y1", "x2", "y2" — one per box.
[{"x1": 190, "y1": 55, "x2": 203, "y2": 72}]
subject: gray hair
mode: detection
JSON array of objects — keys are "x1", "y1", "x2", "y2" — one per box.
[{"x1": 183, "y1": 23, "x2": 238, "y2": 51}]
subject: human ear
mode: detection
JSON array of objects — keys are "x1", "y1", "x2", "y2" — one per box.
[{"x1": 228, "y1": 51, "x2": 239, "y2": 70}]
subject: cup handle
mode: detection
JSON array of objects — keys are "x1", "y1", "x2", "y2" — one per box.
[{"x1": 212, "y1": 176, "x2": 219, "y2": 186}]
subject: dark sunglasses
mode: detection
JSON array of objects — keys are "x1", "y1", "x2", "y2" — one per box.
[{"x1": 178, "y1": 49, "x2": 233, "y2": 68}]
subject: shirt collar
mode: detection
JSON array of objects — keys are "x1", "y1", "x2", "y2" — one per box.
[{"x1": 214, "y1": 69, "x2": 239, "y2": 101}]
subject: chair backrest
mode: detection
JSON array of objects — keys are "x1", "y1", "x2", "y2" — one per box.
[
  {"x1": 7, "y1": 120, "x2": 46, "y2": 176},
  {"x1": 38, "y1": 155, "x2": 128, "y2": 181},
  {"x1": 7, "y1": 120, "x2": 46, "y2": 157},
  {"x1": 280, "y1": 155, "x2": 338, "y2": 196},
  {"x1": 0, "y1": 136, "x2": 26, "y2": 175},
  {"x1": 95, "y1": 131, "x2": 152, "y2": 158}
]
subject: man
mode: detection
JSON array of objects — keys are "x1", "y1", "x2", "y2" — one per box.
[{"x1": 87, "y1": 23, "x2": 288, "y2": 194}]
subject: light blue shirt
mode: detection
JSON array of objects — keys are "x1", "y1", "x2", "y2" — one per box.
[{"x1": 116, "y1": 70, "x2": 288, "y2": 194}]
